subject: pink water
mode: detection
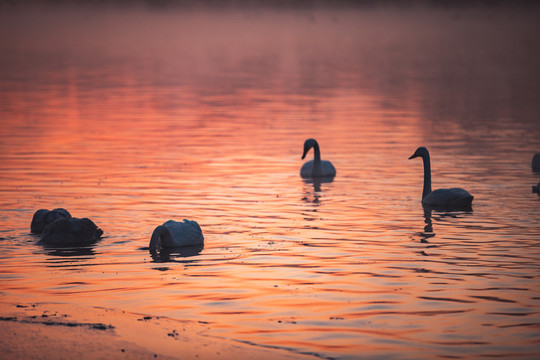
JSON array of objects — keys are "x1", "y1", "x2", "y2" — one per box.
[{"x1": 1, "y1": 4, "x2": 540, "y2": 359}]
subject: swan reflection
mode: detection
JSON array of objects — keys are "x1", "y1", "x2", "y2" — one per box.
[
  {"x1": 40, "y1": 243, "x2": 97, "y2": 258},
  {"x1": 301, "y1": 178, "x2": 334, "y2": 225},
  {"x1": 149, "y1": 244, "x2": 204, "y2": 263},
  {"x1": 301, "y1": 178, "x2": 329, "y2": 205},
  {"x1": 413, "y1": 208, "x2": 474, "y2": 251},
  {"x1": 414, "y1": 209, "x2": 435, "y2": 244},
  {"x1": 37, "y1": 240, "x2": 97, "y2": 268}
]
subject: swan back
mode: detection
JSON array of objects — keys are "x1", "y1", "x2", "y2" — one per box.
[
  {"x1": 300, "y1": 138, "x2": 336, "y2": 178},
  {"x1": 300, "y1": 160, "x2": 336, "y2": 178},
  {"x1": 423, "y1": 188, "x2": 473, "y2": 210},
  {"x1": 150, "y1": 219, "x2": 204, "y2": 249},
  {"x1": 40, "y1": 217, "x2": 103, "y2": 245},
  {"x1": 31, "y1": 208, "x2": 72, "y2": 234}
]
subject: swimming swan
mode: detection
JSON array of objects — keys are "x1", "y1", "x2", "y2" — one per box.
[
  {"x1": 40, "y1": 217, "x2": 103, "y2": 245},
  {"x1": 31, "y1": 208, "x2": 71, "y2": 234},
  {"x1": 532, "y1": 153, "x2": 540, "y2": 171},
  {"x1": 300, "y1": 139, "x2": 336, "y2": 178},
  {"x1": 409, "y1": 147, "x2": 473, "y2": 210},
  {"x1": 149, "y1": 219, "x2": 204, "y2": 249}
]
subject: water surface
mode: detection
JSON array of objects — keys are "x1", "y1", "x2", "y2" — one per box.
[{"x1": 1, "y1": 4, "x2": 540, "y2": 359}]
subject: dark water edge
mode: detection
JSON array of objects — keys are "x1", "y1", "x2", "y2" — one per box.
[{"x1": 2, "y1": 0, "x2": 540, "y2": 10}]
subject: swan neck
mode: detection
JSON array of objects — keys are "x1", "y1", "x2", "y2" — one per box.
[
  {"x1": 150, "y1": 225, "x2": 168, "y2": 249},
  {"x1": 312, "y1": 142, "x2": 321, "y2": 164},
  {"x1": 421, "y1": 152, "x2": 432, "y2": 199}
]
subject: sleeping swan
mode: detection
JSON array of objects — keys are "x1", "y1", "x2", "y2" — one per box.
[
  {"x1": 300, "y1": 139, "x2": 336, "y2": 178},
  {"x1": 149, "y1": 219, "x2": 204, "y2": 249},
  {"x1": 40, "y1": 217, "x2": 103, "y2": 245},
  {"x1": 409, "y1": 147, "x2": 473, "y2": 210},
  {"x1": 31, "y1": 208, "x2": 72, "y2": 234}
]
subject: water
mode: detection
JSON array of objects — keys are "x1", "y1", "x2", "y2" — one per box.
[{"x1": 1, "y1": 3, "x2": 540, "y2": 359}]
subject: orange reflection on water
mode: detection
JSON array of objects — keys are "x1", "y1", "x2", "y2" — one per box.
[{"x1": 1, "y1": 4, "x2": 540, "y2": 360}]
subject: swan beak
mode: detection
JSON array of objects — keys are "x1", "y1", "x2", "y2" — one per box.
[
  {"x1": 301, "y1": 148, "x2": 309, "y2": 160},
  {"x1": 408, "y1": 154, "x2": 418, "y2": 160}
]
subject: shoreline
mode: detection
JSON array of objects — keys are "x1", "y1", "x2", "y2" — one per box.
[{"x1": 0, "y1": 300, "x2": 313, "y2": 360}]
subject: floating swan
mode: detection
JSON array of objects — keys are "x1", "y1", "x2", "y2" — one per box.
[
  {"x1": 40, "y1": 217, "x2": 103, "y2": 245},
  {"x1": 31, "y1": 208, "x2": 71, "y2": 234},
  {"x1": 409, "y1": 147, "x2": 473, "y2": 210},
  {"x1": 149, "y1": 219, "x2": 204, "y2": 249},
  {"x1": 532, "y1": 153, "x2": 540, "y2": 172},
  {"x1": 300, "y1": 138, "x2": 336, "y2": 178}
]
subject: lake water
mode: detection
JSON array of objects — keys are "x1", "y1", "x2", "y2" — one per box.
[{"x1": 1, "y1": 3, "x2": 540, "y2": 359}]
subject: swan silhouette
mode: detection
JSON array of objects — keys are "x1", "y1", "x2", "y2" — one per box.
[
  {"x1": 409, "y1": 147, "x2": 473, "y2": 210},
  {"x1": 149, "y1": 219, "x2": 204, "y2": 249},
  {"x1": 31, "y1": 208, "x2": 71, "y2": 234},
  {"x1": 300, "y1": 139, "x2": 336, "y2": 178},
  {"x1": 532, "y1": 153, "x2": 540, "y2": 172},
  {"x1": 40, "y1": 217, "x2": 103, "y2": 245}
]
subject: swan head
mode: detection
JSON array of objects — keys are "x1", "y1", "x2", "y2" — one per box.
[
  {"x1": 302, "y1": 138, "x2": 318, "y2": 159},
  {"x1": 409, "y1": 146, "x2": 429, "y2": 160}
]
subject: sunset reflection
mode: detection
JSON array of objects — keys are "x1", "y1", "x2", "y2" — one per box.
[{"x1": 1, "y1": 1, "x2": 540, "y2": 360}]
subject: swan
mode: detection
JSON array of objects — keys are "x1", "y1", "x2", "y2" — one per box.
[
  {"x1": 532, "y1": 153, "x2": 540, "y2": 171},
  {"x1": 149, "y1": 219, "x2": 204, "y2": 249},
  {"x1": 300, "y1": 139, "x2": 336, "y2": 178},
  {"x1": 31, "y1": 208, "x2": 71, "y2": 234},
  {"x1": 40, "y1": 217, "x2": 103, "y2": 245},
  {"x1": 409, "y1": 147, "x2": 473, "y2": 210}
]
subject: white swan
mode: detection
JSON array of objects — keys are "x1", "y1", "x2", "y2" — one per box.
[
  {"x1": 532, "y1": 153, "x2": 540, "y2": 171},
  {"x1": 409, "y1": 147, "x2": 473, "y2": 210},
  {"x1": 40, "y1": 217, "x2": 103, "y2": 245},
  {"x1": 31, "y1": 208, "x2": 71, "y2": 234},
  {"x1": 300, "y1": 139, "x2": 336, "y2": 178},
  {"x1": 149, "y1": 219, "x2": 204, "y2": 249}
]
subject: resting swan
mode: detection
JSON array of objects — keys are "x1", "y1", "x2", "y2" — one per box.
[
  {"x1": 31, "y1": 208, "x2": 71, "y2": 234},
  {"x1": 409, "y1": 147, "x2": 473, "y2": 210},
  {"x1": 149, "y1": 219, "x2": 204, "y2": 249},
  {"x1": 40, "y1": 217, "x2": 103, "y2": 245},
  {"x1": 300, "y1": 139, "x2": 336, "y2": 178}
]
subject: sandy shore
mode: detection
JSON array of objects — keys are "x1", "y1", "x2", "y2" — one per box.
[{"x1": 0, "y1": 300, "x2": 312, "y2": 360}]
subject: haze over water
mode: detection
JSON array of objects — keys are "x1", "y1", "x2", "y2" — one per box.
[{"x1": 1, "y1": 2, "x2": 540, "y2": 359}]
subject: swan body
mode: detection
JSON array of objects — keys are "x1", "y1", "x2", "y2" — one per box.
[
  {"x1": 31, "y1": 208, "x2": 71, "y2": 234},
  {"x1": 532, "y1": 153, "x2": 540, "y2": 171},
  {"x1": 40, "y1": 217, "x2": 103, "y2": 245},
  {"x1": 149, "y1": 219, "x2": 204, "y2": 249},
  {"x1": 300, "y1": 139, "x2": 336, "y2": 178},
  {"x1": 409, "y1": 147, "x2": 473, "y2": 210}
]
